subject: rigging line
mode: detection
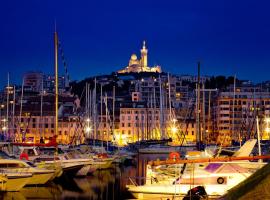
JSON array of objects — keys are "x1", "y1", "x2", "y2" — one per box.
[{"x1": 58, "y1": 39, "x2": 70, "y2": 88}]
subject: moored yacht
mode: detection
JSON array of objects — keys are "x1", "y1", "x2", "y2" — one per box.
[
  {"x1": 0, "y1": 171, "x2": 32, "y2": 192},
  {"x1": 127, "y1": 139, "x2": 267, "y2": 198},
  {"x1": 0, "y1": 159, "x2": 55, "y2": 185}
]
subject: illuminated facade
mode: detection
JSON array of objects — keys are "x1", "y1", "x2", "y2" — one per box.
[
  {"x1": 216, "y1": 91, "x2": 270, "y2": 145},
  {"x1": 117, "y1": 41, "x2": 162, "y2": 74},
  {"x1": 0, "y1": 94, "x2": 83, "y2": 144}
]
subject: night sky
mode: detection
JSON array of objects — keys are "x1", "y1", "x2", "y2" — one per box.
[{"x1": 1, "y1": 0, "x2": 270, "y2": 87}]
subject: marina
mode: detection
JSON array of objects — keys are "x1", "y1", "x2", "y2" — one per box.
[
  {"x1": 1, "y1": 1, "x2": 270, "y2": 199},
  {"x1": 0, "y1": 146, "x2": 268, "y2": 200}
]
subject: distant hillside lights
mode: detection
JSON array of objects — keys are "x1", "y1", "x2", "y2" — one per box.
[{"x1": 117, "y1": 41, "x2": 162, "y2": 73}]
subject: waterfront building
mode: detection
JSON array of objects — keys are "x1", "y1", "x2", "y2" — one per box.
[
  {"x1": 0, "y1": 93, "x2": 82, "y2": 144},
  {"x1": 216, "y1": 90, "x2": 270, "y2": 145}
]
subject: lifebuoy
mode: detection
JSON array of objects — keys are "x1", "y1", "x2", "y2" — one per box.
[
  {"x1": 169, "y1": 152, "x2": 180, "y2": 160},
  {"x1": 97, "y1": 153, "x2": 108, "y2": 158},
  {"x1": 217, "y1": 177, "x2": 225, "y2": 184},
  {"x1": 19, "y1": 152, "x2": 29, "y2": 161}
]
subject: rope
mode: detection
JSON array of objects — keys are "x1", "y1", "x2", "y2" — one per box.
[{"x1": 58, "y1": 39, "x2": 70, "y2": 88}]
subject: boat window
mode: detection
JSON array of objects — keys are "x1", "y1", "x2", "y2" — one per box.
[
  {"x1": 7, "y1": 163, "x2": 25, "y2": 168},
  {"x1": 0, "y1": 151, "x2": 10, "y2": 159},
  {"x1": 28, "y1": 149, "x2": 35, "y2": 156},
  {"x1": 26, "y1": 162, "x2": 36, "y2": 167}
]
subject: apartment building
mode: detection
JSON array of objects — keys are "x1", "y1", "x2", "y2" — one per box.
[{"x1": 216, "y1": 91, "x2": 270, "y2": 145}]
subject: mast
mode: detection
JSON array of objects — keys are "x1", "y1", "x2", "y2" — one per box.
[
  {"x1": 159, "y1": 75, "x2": 163, "y2": 139},
  {"x1": 196, "y1": 62, "x2": 201, "y2": 148},
  {"x1": 112, "y1": 86, "x2": 115, "y2": 139},
  {"x1": 207, "y1": 91, "x2": 211, "y2": 144},
  {"x1": 153, "y1": 81, "x2": 156, "y2": 139},
  {"x1": 94, "y1": 78, "x2": 97, "y2": 146},
  {"x1": 202, "y1": 83, "x2": 206, "y2": 144},
  {"x1": 168, "y1": 73, "x2": 172, "y2": 122},
  {"x1": 105, "y1": 93, "x2": 109, "y2": 151},
  {"x1": 100, "y1": 84, "x2": 103, "y2": 151},
  {"x1": 54, "y1": 30, "x2": 59, "y2": 140},
  {"x1": 20, "y1": 77, "x2": 24, "y2": 142},
  {"x1": 40, "y1": 77, "x2": 44, "y2": 140},
  {"x1": 256, "y1": 116, "x2": 262, "y2": 162},
  {"x1": 6, "y1": 73, "x2": 10, "y2": 140},
  {"x1": 12, "y1": 85, "x2": 15, "y2": 142}
]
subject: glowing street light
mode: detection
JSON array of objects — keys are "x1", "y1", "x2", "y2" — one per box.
[
  {"x1": 265, "y1": 117, "x2": 270, "y2": 123},
  {"x1": 171, "y1": 126, "x2": 178, "y2": 134},
  {"x1": 85, "y1": 126, "x2": 92, "y2": 133}
]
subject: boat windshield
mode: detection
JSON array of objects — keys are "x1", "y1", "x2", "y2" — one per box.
[
  {"x1": 26, "y1": 161, "x2": 36, "y2": 167},
  {"x1": 0, "y1": 151, "x2": 12, "y2": 159}
]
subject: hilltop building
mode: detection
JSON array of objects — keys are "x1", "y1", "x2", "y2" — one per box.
[{"x1": 117, "y1": 41, "x2": 161, "y2": 74}]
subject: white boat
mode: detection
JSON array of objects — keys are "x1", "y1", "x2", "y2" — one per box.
[
  {"x1": 0, "y1": 159, "x2": 55, "y2": 185},
  {"x1": 127, "y1": 139, "x2": 266, "y2": 198},
  {"x1": 17, "y1": 146, "x2": 93, "y2": 177},
  {"x1": 70, "y1": 148, "x2": 114, "y2": 170},
  {"x1": 0, "y1": 171, "x2": 32, "y2": 192}
]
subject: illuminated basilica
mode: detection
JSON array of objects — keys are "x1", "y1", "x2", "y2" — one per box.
[{"x1": 117, "y1": 41, "x2": 162, "y2": 73}]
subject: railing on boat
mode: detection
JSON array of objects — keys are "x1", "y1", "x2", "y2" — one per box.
[{"x1": 148, "y1": 154, "x2": 270, "y2": 166}]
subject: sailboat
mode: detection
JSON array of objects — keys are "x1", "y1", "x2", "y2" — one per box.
[{"x1": 138, "y1": 73, "x2": 193, "y2": 154}]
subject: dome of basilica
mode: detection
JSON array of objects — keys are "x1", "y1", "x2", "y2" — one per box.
[{"x1": 130, "y1": 54, "x2": 137, "y2": 61}]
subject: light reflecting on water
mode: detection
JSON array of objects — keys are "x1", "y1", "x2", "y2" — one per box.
[{"x1": 0, "y1": 154, "x2": 168, "y2": 200}]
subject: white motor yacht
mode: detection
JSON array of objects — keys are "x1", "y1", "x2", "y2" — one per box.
[
  {"x1": 0, "y1": 159, "x2": 55, "y2": 185},
  {"x1": 127, "y1": 139, "x2": 266, "y2": 198},
  {"x1": 0, "y1": 171, "x2": 32, "y2": 192}
]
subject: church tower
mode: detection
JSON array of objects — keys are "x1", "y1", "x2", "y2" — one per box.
[{"x1": 140, "y1": 41, "x2": 148, "y2": 69}]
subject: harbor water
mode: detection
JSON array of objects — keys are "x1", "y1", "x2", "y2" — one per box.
[{"x1": 0, "y1": 154, "x2": 169, "y2": 200}]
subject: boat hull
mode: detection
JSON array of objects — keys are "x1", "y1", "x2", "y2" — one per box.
[
  {"x1": 4, "y1": 174, "x2": 31, "y2": 192},
  {"x1": 76, "y1": 165, "x2": 92, "y2": 177},
  {"x1": 27, "y1": 172, "x2": 54, "y2": 185}
]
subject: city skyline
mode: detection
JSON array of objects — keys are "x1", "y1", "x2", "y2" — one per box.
[{"x1": 1, "y1": 0, "x2": 270, "y2": 87}]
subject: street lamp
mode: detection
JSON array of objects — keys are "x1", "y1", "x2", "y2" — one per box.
[
  {"x1": 171, "y1": 126, "x2": 178, "y2": 134},
  {"x1": 265, "y1": 117, "x2": 270, "y2": 139}
]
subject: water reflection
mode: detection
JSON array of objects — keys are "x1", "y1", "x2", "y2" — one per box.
[{"x1": 0, "y1": 154, "x2": 170, "y2": 200}]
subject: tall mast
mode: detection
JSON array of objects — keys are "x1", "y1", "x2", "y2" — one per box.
[
  {"x1": 168, "y1": 73, "x2": 172, "y2": 122},
  {"x1": 112, "y1": 86, "x2": 115, "y2": 137},
  {"x1": 207, "y1": 91, "x2": 211, "y2": 144},
  {"x1": 40, "y1": 77, "x2": 44, "y2": 140},
  {"x1": 100, "y1": 84, "x2": 103, "y2": 151},
  {"x1": 54, "y1": 30, "x2": 59, "y2": 140},
  {"x1": 20, "y1": 77, "x2": 24, "y2": 142},
  {"x1": 105, "y1": 93, "x2": 108, "y2": 151},
  {"x1": 202, "y1": 83, "x2": 206, "y2": 143},
  {"x1": 153, "y1": 81, "x2": 156, "y2": 139},
  {"x1": 6, "y1": 73, "x2": 10, "y2": 140},
  {"x1": 196, "y1": 62, "x2": 201, "y2": 147},
  {"x1": 12, "y1": 85, "x2": 15, "y2": 142},
  {"x1": 94, "y1": 78, "x2": 97, "y2": 145},
  {"x1": 159, "y1": 75, "x2": 163, "y2": 139}
]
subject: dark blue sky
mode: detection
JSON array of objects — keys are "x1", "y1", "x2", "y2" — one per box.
[{"x1": 1, "y1": 0, "x2": 270, "y2": 86}]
